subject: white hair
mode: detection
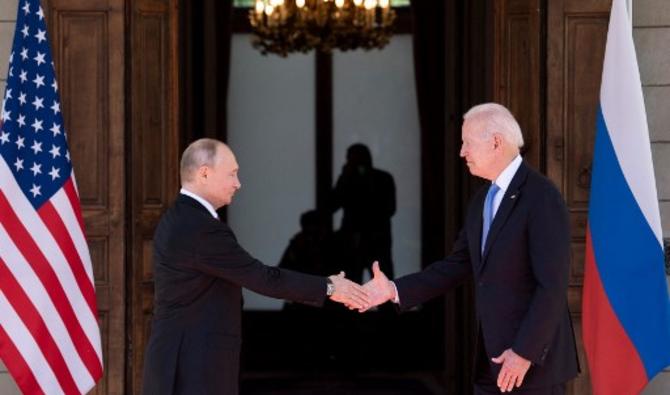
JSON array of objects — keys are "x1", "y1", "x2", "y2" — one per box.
[
  {"x1": 180, "y1": 138, "x2": 223, "y2": 184},
  {"x1": 463, "y1": 103, "x2": 524, "y2": 148}
]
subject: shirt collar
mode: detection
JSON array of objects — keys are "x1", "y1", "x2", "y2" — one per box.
[
  {"x1": 180, "y1": 187, "x2": 219, "y2": 219},
  {"x1": 493, "y1": 155, "x2": 522, "y2": 193}
]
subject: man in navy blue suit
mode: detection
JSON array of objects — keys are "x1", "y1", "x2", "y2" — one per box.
[{"x1": 363, "y1": 103, "x2": 579, "y2": 394}]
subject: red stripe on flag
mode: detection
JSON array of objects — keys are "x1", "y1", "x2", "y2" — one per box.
[
  {"x1": 0, "y1": 258, "x2": 79, "y2": 394},
  {"x1": 0, "y1": 191, "x2": 103, "y2": 381},
  {"x1": 582, "y1": 226, "x2": 648, "y2": 395},
  {"x1": 39, "y1": 200, "x2": 97, "y2": 317},
  {"x1": 0, "y1": 324, "x2": 44, "y2": 395},
  {"x1": 62, "y1": 178, "x2": 85, "y2": 236}
]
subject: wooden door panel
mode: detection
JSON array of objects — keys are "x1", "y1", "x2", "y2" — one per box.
[
  {"x1": 128, "y1": 0, "x2": 180, "y2": 393},
  {"x1": 547, "y1": 0, "x2": 611, "y2": 393},
  {"x1": 45, "y1": 0, "x2": 125, "y2": 393},
  {"x1": 493, "y1": 0, "x2": 542, "y2": 169}
]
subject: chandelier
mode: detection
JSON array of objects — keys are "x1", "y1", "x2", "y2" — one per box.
[{"x1": 249, "y1": 0, "x2": 397, "y2": 57}]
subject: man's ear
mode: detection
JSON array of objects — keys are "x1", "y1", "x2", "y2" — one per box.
[
  {"x1": 197, "y1": 165, "x2": 209, "y2": 181},
  {"x1": 493, "y1": 133, "x2": 503, "y2": 150}
]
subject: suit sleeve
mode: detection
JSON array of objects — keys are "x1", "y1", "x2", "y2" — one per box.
[
  {"x1": 191, "y1": 222, "x2": 328, "y2": 307},
  {"x1": 512, "y1": 184, "x2": 571, "y2": 365},
  {"x1": 394, "y1": 227, "x2": 472, "y2": 311}
]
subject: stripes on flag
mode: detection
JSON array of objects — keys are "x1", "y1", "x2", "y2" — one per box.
[
  {"x1": 0, "y1": 0, "x2": 103, "y2": 393},
  {"x1": 582, "y1": 0, "x2": 670, "y2": 393}
]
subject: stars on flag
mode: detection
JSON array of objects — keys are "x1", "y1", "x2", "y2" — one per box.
[
  {"x1": 29, "y1": 183, "x2": 41, "y2": 197},
  {"x1": 32, "y1": 74, "x2": 45, "y2": 89},
  {"x1": 50, "y1": 100, "x2": 60, "y2": 115},
  {"x1": 48, "y1": 166, "x2": 60, "y2": 180},
  {"x1": 30, "y1": 140, "x2": 42, "y2": 155},
  {"x1": 31, "y1": 96, "x2": 44, "y2": 110},
  {"x1": 30, "y1": 161, "x2": 41, "y2": 176},
  {"x1": 13, "y1": 157, "x2": 24, "y2": 171},
  {"x1": 30, "y1": 119, "x2": 43, "y2": 133},
  {"x1": 34, "y1": 50, "x2": 46, "y2": 66},
  {"x1": 1, "y1": 108, "x2": 10, "y2": 123},
  {"x1": 15, "y1": 135, "x2": 26, "y2": 150},
  {"x1": 34, "y1": 30, "x2": 46, "y2": 44},
  {"x1": 49, "y1": 144, "x2": 60, "y2": 159},
  {"x1": 17, "y1": 114, "x2": 26, "y2": 128},
  {"x1": 1, "y1": 0, "x2": 74, "y2": 210},
  {"x1": 50, "y1": 122, "x2": 61, "y2": 136}
]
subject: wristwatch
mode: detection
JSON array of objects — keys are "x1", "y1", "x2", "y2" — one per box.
[{"x1": 326, "y1": 277, "x2": 335, "y2": 296}]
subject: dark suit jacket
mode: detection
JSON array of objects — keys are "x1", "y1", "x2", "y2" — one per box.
[
  {"x1": 395, "y1": 161, "x2": 579, "y2": 389},
  {"x1": 142, "y1": 194, "x2": 327, "y2": 395}
]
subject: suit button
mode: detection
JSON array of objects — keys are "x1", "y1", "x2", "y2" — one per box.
[{"x1": 478, "y1": 281, "x2": 483, "y2": 287}]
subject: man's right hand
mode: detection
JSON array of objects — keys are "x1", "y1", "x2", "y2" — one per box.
[
  {"x1": 328, "y1": 271, "x2": 370, "y2": 310},
  {"x1": 359, "y1": 261, "x2": 396, "y2": 312}
]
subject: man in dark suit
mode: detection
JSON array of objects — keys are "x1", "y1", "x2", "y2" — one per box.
[
  {"x1": 362, "y1": 103, "x2": 579, "y2": 394},
  {"x1": 142, "y1": 138, "x2": 369, "y2": 395}
]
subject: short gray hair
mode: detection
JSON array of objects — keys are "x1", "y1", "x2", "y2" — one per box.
[
  {"x1": 463, "y1": 103, "x2": 524, "y2": 148},
  {"x1": 180, "y1": 138, "x2": 222, "y2": 183}
]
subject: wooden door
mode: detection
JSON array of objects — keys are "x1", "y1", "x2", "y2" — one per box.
[
  {"x1": 547, "y1": 0, "x2": 611, "y2": 393},
  {"x1": 45, "y1": 0, "x2": 126, "y2": 393},
  {"x1": 127, "y1": 0, "x2": 180, "y2": 393},
  {"x1": 492, "y1": 0, "x2": 543, "y2": 170}
]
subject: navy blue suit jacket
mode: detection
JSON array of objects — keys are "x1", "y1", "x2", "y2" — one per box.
[
  {"x1": 142, "y1": 194, "x2": 327, "y2": 394},
  {"x1": 395, "y1": 161, "x2": 579, "y2": 389}
]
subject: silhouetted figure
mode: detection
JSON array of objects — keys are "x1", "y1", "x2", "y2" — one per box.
[
  {"x1": 331, "y1": 144, "x2": 396, "y2": 285},
  {"x1": 279, "y1": 210, "x2": 335, "y2": 311}
]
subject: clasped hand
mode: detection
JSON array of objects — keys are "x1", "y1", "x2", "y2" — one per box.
[{"x1": 329, "y1": 261, "x2": 396, "y2": 311}]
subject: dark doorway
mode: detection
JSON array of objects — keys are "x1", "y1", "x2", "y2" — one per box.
[{"x1": 178, "y1": 1, "x2": 495, "y2": 393}]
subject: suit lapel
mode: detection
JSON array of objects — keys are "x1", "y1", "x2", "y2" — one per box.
[{"x1": 478, "y1": 162, "x2": 530, "y2": 272}]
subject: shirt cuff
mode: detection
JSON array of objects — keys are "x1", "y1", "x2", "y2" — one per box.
[{"x1": 391, "y1": 281, "x2": 400, "y2": 304}]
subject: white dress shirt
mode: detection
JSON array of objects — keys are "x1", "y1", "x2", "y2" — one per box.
[
  {"x1": 489, "y1": 154, "x2": 523, "y2": 218},
  {"x1": 180, "y1": 187, "x2": 219, "y2": 219}
]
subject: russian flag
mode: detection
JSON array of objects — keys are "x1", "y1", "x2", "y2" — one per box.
[{"x1": 582, "y1": 0, "x2": 670, "y2": 393}]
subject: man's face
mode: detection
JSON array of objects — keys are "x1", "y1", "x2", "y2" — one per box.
[
  {"x1": 460, "y1": 119, "x2": 497, "y2": 180},
  {"x1": 202, "y1": 146, "x2": 241, "y2": 208}
]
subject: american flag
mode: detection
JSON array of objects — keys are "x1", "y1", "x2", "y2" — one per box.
[{"x1": 0, "y1": 0, "x2": 103, "y2": 394}]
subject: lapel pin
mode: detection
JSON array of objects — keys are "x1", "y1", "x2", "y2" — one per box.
[{"x1": 510, "y1": 194, "x2": 517, "y2": 200}]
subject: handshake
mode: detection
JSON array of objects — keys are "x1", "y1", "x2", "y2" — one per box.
[{"x1": 327, "y1": 261, "x2": 397, "y2": 312}]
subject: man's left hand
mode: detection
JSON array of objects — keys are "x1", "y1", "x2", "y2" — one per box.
[{"x1": 491, "y1": 348, "x2": 531, "y2": 392}]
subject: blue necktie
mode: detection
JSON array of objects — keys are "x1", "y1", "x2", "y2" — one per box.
[{"x1": 481, "y1": 182, "x2": 500, "y2": 253}]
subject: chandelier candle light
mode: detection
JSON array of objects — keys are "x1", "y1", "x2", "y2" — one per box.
[{"x1": 249, "y1": 0, "x2": 396, "y2": 56}]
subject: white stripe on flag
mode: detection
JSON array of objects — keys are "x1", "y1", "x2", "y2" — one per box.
[
  {"x1": 0, "y1": 223, "x2": 96, "y2": 391},
  {"x1": 0, "y1": 158, "x2": 101, "y2": 352},
  {"x1": 0, "y1": 290, "x2": 64, "y2": 395},
  {"x1": 599, "y1": 0, "x2": 663, "y2": 245},
  {"x1": 51, "y1": 187, "x2": 96, "y2": 296}
]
